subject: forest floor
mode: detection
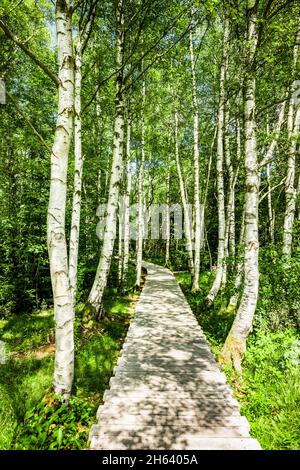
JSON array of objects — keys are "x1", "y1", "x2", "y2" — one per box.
[
  {"x1": 176, "y1": 271, "x2": 300, "y2": 450},
  {"x1": 0, "y1": 290, "x2": 139, "y2": 450},
  {"x1": 1, "y1": 266, "x2": 299, "y2": 450}
]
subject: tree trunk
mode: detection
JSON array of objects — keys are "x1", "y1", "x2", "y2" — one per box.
[
  {"x1": 283, "y1": 25, "x2": 300, "y2": 256},
  {"x1": 189, "y1": 25, "x2": 201, "y2": 292},
  {"x1": 47, "y1": 0, "x2": 74, "y2": 399},
  {"x1": 225, "y1": 108, "x2": 236, "y2": 261},
  {"x1": 207, "y1": 17, "x2": 229, "y2": 305},
  {"x1": 283, "y1": 105, "x2": 300, "y2": 256},
  {"x1": 266, "y1": 163, "x2": 275, "y2": 243},
  {"x1": 221, "y1": 8, "x2": 259, "y2": 371},
  {"x1": 136, "y1": 80, "x2": 146, "y2": 289},
  {"x1": 165, "y1": 169, "x2": 170, "y2": 266},
  {"x1": 122, "y1": 116, "x2": 132, "y2": 290},
  {"x1": 174, "y1": 111, "x2": 194, "y2": 274},
  {"x1": 87, "y1": 0, "x2": 125, "y2": 314},
  {"x1": 227, "y1": 208, "x2": 245, "y2": 311},
  {"x1": 69, "y1": 38, "x2": 83, "y2": 306},
  {"x1": 118, "y1": 164, "x2": 125, "y2": 289}
]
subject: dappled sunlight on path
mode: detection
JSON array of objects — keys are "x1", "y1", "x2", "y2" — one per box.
[{"x1": 89, "y1": 262, "x2": 261, "y2": 450}]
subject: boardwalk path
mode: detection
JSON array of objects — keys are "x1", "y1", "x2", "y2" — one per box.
[{"x1": 89, "y1": 262, "x2": 261, "y2": 450}]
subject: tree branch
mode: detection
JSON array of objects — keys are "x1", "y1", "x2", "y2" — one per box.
[
  {"x1": 0, "y1": 19, "x2": 60, "y2": 87},
  {"x1": 6, "y1": 90, "x2": 52, "y2": 154},
  {"x1": 259, "y1": 177, "x2": 286, "y2": 204}
]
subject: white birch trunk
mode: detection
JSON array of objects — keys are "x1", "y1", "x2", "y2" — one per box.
[
  {"x1": 259, "y1": 102, "x2": 286, "y2": 242},
  {"x1": 68, "y1": 4, "x2": 95, "y2": 306},
  {"x1": 136, "y1": 80, "x2": 146, "y2": 289},
  {"x1": 69, "y1": 38, "x2": 83, "y2": 306},
  {"x1": 118, "y1": 162, "x2": 125, "y2": 287},
  {"x1": 122, "y1": 117, "x2": 132, "y2": 289},
  {"x1": 283, "y1": 105, "x2": 300, "y2": 256},
  {"x1": 189, "y1": 26, "x2": 201, "y2": 292},
  {"x1": 87, "y1": 0, "x2": 125, "y2": 314},
  {"x1": 174, "y1": 111, "x2": 194, "y2": 274},
  {"x1": 207, "y1": 17, "x2": 229, "y2": 305},
  {"x1": 165, "y1": 169, "x2": 170, "y2": 266},
  {"x1": 221, "y1": 9, "x2": 259, "y2": 371},
  {"x1": 227, "y1": 208, "x2": 245, "y2": 311},
  {"x1": 225, "y1": 108, "x2": 236, "y2": 261},
  {"x1": 266, "y1": 163, "x2": 275, "y2": 243},
  {"x1": 283, "y1": 25, "x2": 300, "y2": 256},
  {"x1": 47, "y1": 0, "x2": 74, "y2": 399}
]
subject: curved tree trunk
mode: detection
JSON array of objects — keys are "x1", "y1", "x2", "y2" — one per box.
[
  {"x1": 47, "y1": 0, "x2": 75, "y2": 399},
  {"x1": 221, "y1": 9, "x2": 259, "y2": 372}
]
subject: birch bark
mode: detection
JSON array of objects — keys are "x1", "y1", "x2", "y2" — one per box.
[
  {"x1": 47, "y1": 0, "x2": 74, "y2": 398},
  {"x1": 207, "y1": 17, "x2": 229, "y2": 305},
  {"x1": 221, "y1": 7, "x2": 259, "y2": 371},
  {"x1": 227, "y1": 208, "x2": 245, "y2": 311},
  {"x1": 87, "y1": 0, "x2": 125, "y2": 314},
  {"x1": 174, "y1": 111, "x2": 194, "y2": 274},
  {"x1": 68, "y1": 38, "x2": 82, "y2": 306},
  {"x1": 122, "y1": 117, "x2": 132, "y2": 289},
  {"x1": 165, "y1": 169, "x2": 171, "y2": 266},
  {"x1": 136, "y1": 80, "x2": 146, "y2": 289},
  {"x1": 189, "y1": 25, "x2": 201, "y2": 292},
  {"x1": 69, "y1": 5, "x2": 95, "y2": 306},
  {"x1": 283, "y1": 24, "x2": 300, "y2": 256}
]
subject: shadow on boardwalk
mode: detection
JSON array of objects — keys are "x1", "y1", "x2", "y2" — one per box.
[{"x1": 89, "y1": 262, "x2": 261, "y2": 450}]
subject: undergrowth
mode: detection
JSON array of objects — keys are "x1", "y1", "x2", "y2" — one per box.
[
  {"x1": 0, "y1": 288, "x2": 137, "y2": 450},
  {"x1": 176, "y1": 260, "x2": 300, "y2": 450}
]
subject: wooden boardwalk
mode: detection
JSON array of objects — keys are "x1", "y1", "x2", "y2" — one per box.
[{"x1": 89, "y1": 262, "x2": 261, "y2": 450}]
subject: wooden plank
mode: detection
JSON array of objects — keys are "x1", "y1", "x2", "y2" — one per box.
[{"x1": 89, "y1": 262, "x2": 260, "y2": 450}]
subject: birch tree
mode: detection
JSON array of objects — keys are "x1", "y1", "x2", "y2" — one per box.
[
  {"x1": 69, "y1": 2, "x2": 96, "y2": 305},
  {"x1": 165, "y1": 169, "x2": 171, "y2": 266},
  {"x1": 283, "y1": 22, "x2": 300, "y2": 256},
  {"x1": 87, "y1": 0, "x2": 125, "y2": 315},
  {"x1": 122, "y1": 114, "x2": 132, "y2": 290},
  {"x1": 189, "y1": 22, "x2": 201, "y2": 292},
  {"x1": 47, "y1": 0, "x2": 75, "y2": 398},
  {"x1": 136, "y1": 79, "x2": 146, "y2": 289},
  {"x1": 174, "y1": 111, "x2": 194, "y2": 274},
  {"x1": 221, "y1": 5, "x2": 259, "y2": 371},
  {"x1": 206, "y1": 16, "x2": 229, "y2": 305}
]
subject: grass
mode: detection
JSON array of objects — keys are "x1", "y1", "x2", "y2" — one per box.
[
  {"x1": 0, "y1": 291, "x2": 137, "y2": 450},
  {"x1": 176, "y1": 270, "x2": 300, "y2": 450}
]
